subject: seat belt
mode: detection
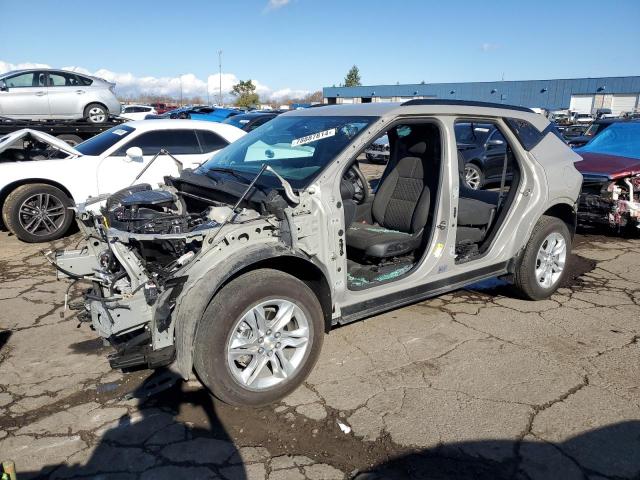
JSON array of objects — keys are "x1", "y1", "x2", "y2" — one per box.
[{"x1": 496, "y1": 149, "x2": 509, "y2": 211}]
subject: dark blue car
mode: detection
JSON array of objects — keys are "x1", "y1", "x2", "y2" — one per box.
[{"x1": 146, "y1": 106, "x2": 241, "y2": 122}]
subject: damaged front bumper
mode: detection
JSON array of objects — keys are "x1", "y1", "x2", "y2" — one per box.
[{"x1": 578, "y1": 173, "x2": 640, "y2": 230}]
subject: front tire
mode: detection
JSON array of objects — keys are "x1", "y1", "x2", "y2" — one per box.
[
  {"x1": 512, "y1": 215, "x2": 571, "y2": 300},
  {"x1": 193, "y1": 268, "x2": 324, "y2": 407},
  {"x1": 2, "y1": 184, "x2": 74, "y2": 242},
  {"x1": 84, "y1": 103, "x2": 108, "y2": 123}
]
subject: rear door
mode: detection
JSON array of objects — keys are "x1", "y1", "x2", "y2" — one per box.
[
  {"x1": 0, "y1": 71, "x2": 50, "y2": 119},
  {"x1": 96, "y1": 129, "x2": 201, "y2": 194},
  {"x1": 47, "y1": 71, "x2": 84, "y2": 117}
]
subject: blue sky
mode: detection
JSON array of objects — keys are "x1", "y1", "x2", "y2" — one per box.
[{"x1": 1, "y1": 0, "x2": 639, "y2": 99}]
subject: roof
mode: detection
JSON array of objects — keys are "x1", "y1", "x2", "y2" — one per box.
[
  {"x1": 124, "y1": 119, "x2": 244, "y2": 136},
  {"x1": 285, "y1": 102, "x2": 548, "y2": 129}
]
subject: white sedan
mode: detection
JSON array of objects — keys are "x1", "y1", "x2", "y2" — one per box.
[{"x1": 0, "y1": 119, "x2": 245, "y2": 242}]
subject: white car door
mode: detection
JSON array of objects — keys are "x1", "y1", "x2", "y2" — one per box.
[
  {"x1": 95, "y1": 129, "x2": 203, "y2": 195},
  {"x1": 0, "y1": 71, "x2": 50, "y2": 119}
]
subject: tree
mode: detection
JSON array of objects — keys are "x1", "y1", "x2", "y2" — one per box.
[
  {"x1": 231, "y1": 79, "x2": 260, "y2": 108},
  {"x1": 344, "y1": 65, "x2": 361, "y2": 87},
  {"x1": 304, "y1": 91, "x2": 324, "y2": 103}
]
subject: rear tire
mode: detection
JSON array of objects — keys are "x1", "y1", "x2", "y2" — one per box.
[
  {"x1": 84, "y1": 103, "x2": 108, "y2": 123},
  {"x1": 2, "y1": 184, "x2": 74, "y2": 242},
  {"x1": 194, "y1": 268, "x2": 324, "y2": 407},
  {"x1": 512, "y1": 215, "x2": 571, "y2": 300},
  {"x1": 464, "y1": 163, "x2": 483, "y2": 190}
]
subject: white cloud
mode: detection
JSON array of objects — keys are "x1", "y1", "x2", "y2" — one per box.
[
  {"x1": 0, "y1": 60, "x2": 309, "y2": 103},
  {"x1": 480, "y1": 43, "x2": 501, "y2": 52},
  {"x1": 265, "y1": 0, "x2": 290, "y2": 11}
]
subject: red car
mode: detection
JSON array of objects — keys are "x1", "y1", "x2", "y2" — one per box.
[{"x1": 575, "y1": 122, "x2": 640, "y2": 230}]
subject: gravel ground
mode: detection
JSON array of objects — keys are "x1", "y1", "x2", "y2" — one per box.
[{"x1": 0, "y1": 221, "x2": 639, "y2": 479}]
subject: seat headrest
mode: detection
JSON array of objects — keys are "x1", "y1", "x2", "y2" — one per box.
[{"x1": 408, "y1": 142, "x2": 427, "y2": 155}]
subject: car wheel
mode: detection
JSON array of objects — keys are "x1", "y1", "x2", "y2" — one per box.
[
  {"x1": 512, "y1": 215, "x2": 571, "y2": 300},
  {"x1": 193, "y1": 268, "x2": 324, "y2": 407},
  {"x1": 464, "y1": 163, "x2": 483, "y2": 190},
  {"x1": 56, "y1": 134, "x2": 84, "y2": 147},
  {"x1": 2, "y1": 184, "x2": 74, "y2": 242},
  {"x1": 84, "y1": 103, "x2": 108, "y2": 123},
  {"x1": 365, "y1": 153, "x2": 374, "y2": 163}
]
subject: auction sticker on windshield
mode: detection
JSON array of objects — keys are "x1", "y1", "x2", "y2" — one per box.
[{"x1": 292, "y1": 128, "x2": 336, "y2": 147}]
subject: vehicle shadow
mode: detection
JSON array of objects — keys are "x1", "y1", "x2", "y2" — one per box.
[
  {"x1": 355, "y1": 421, "x2": 640, "y2": 480},
  {"x1": 0, "y1": 330, "x2": 11, "y2": 351},
  {"x1": 25, "y1": 369, "x2": 246, "y2": 480}
]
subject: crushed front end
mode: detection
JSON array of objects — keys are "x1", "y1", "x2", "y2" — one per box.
[
  {"x1": 578, "y1": 173, "x2": 640, "y2": 230},
  {"x1": 52, "y1": 180, "x2": 267, "y2": 370}
]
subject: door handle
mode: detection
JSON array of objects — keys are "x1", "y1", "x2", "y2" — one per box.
[
  {"x1": 75, "y1": 90, "x2": 85, "y2": 94},
  {"x1": 35, "y1": 91, "x2": 46, "y2": 96}
]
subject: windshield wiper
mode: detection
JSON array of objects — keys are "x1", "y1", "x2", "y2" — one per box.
[{"x1": 206, "y1": 167, "x2": 252, "y2": 183}]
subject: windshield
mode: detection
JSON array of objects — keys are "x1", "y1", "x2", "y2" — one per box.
[
  {"x1": 200, "y1": 115, "x2": 376, "y2": 189},
  {"x1": 75, "y1": 125, "x2": 135, "y2": 155},
  {"x1": 577, "y1": 123, "x2": 640, "y2": 160}
]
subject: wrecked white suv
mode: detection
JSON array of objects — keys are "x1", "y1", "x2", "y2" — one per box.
[{"x1": 53, "y1": 101, "x2": 583, "y2": 406}]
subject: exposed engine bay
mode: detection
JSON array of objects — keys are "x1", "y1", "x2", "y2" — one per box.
[
  {"x1": 578, "y1": 174, "x2": 640, "y2": 229},
  {"x1": 51, "y1": 169, "x2": 305, "y2": 370}
]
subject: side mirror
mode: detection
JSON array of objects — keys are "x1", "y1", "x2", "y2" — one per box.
[
  {"x1": 125, "y1": 146, "x2": 143, "y2": 161},
  {"x1": 0, "y1": 81, "x2": 8, "y2": 92}
]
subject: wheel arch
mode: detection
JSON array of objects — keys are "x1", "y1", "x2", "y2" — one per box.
[
  {"x1": 172, "y1": 244, "x2": 333, "y2": 380},
  {"x1": 0, "y1": 179, "x2": 74, "y2": 229},
  {"x1": 543, "y1": 202, "x2": 577, "y2": 239},
  {"x1": 83, "y1": 101, "x2": 108, "y2": 115}
]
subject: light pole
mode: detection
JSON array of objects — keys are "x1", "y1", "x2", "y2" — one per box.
[{"x1": 218, "y1": 49, "x2": 223, "y2": 106}]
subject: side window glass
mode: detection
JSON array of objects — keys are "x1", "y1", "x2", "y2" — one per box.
[
  {"x1": 77, "y1": 75, "x2": 93, "y2": 86},
  {"x1": 504, "y1": 117, "x2": 544, "y2": 150},
  {"x1": 197, "y1": 130, "x2": 228, "y2": 152},
  {"x1": 127, "y1": 130, "x2": 200, "y2": 155},
  {"x1": 4, "y1": 72, "x2": 36, "y2": 88},
  {"x1": 455, "y1": 119, "x2": 518, "y2": 192}
]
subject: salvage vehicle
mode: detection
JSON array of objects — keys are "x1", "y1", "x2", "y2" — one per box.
[
  {"x1": 0, "y1": 120, "x2": 245, "y2": 242},
  {"x1": 364, "y1": 134, "x2": 390, "y2": 163},
  {"x1": 567, "y1": 118, "x2": 632, "y2": 148},
  {"x1": 574, "y1": 122, "x2": 640, "y2": 230},
  {"x1": 0, "y1": 69, "x2": 121, "y2": 124},
  {"x1": 52, "y1": 100, "x2": 582, "y2": 406}
]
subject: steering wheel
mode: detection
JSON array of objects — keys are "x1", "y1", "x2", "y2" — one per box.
[{"x1": 342, "y1": 162, "x2": 370, "y2": 205}]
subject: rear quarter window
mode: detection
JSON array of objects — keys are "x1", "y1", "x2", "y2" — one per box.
[{"x1": 504, "y1": 117, "x2": 551, "y2": 150}]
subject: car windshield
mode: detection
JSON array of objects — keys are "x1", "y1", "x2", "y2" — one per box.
[
  {"x1": 577, "y1": 123, "x2": 640, "y2": 160},
  {"x1": 75, "y1": 125, "x2": 135, "y2": 156},
  {"x1": 200, "y1": 115, "x2": 376, "y2": 189}
]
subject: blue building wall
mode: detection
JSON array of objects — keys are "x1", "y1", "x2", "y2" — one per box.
[{"x1": 323, "y1": 77, "x2": 640, "y2": 110}]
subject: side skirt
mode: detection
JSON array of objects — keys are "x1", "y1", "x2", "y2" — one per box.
[{"x1": 337, "y1": 261, "x2": 511, "y2": 326}]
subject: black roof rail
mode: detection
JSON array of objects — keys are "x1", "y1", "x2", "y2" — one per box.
[{"x1": 401, "y1": 99, "x2": 533, "y2": 113}]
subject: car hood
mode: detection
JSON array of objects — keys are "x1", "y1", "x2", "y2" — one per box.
[
  {"x1": 0, "y1": 129, "x2": 81, "y2": 157},
  {"x1": 574, "y1": 152, "x2": 640, "y2": 180}
]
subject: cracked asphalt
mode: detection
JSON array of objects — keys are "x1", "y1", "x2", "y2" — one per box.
[{"x1": 1, "y1": 227, "x2": 639, "y2": 480}]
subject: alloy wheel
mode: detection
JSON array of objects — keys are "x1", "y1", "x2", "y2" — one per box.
[
  {"x1": 535, "y1": 232, "x2": 567, "y2": 289},
  {"x1": 18, "y1": 193, "x2": 66, "y2": 237},
  {"x1": 226, "y1": 299, "x2": 310, "y2": 391},
  {"x1": 464, "y1": 165, "x2": 481, "y2": 190}
]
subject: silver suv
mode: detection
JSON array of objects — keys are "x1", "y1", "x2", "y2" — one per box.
[
  {"x1": 0, "y1": 68, "x2": 121, "y2": 123},
  {"x1": 54, "y1": 101, "x2": 583, "y2": 406}
]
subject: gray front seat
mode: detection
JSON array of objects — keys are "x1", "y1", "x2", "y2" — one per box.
[{"x1": 346, "y1": 142, "x2": 432, "y2": 259}]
